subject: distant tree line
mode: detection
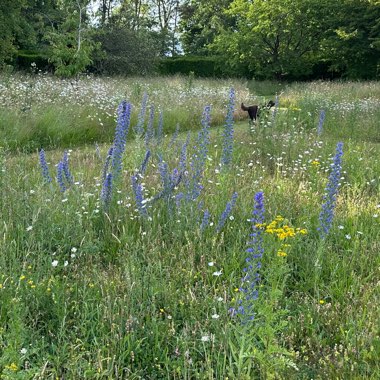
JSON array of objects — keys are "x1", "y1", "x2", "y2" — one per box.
[{"x1": 0, "y1": 0, "x2": 379, "y2": 79}]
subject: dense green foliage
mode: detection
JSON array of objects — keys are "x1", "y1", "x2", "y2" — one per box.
[
  {"x1": 1, "y1": 0, "x2": 379, "y2": 79},
  {"x1": 0, "y1": 75, "x2": 379, "y2": 378}
]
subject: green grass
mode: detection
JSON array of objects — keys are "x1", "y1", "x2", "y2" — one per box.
[{"x1": 0, "y1": 75, "x2": 379, "y2": 379}]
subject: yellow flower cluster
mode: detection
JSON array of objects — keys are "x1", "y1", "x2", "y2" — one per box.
[{"x1": 256, "y1": 215, "x2": 307, "y2": 240}]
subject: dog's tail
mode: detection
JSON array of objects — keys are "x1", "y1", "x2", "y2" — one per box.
[{"x1": 241, "y1": 102, "x2": 249, "y2": 111}]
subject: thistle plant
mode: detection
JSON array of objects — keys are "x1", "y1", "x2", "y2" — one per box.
[
  {"x1": 318, "y1": 142, "x2": 344, "y2": 239},
  {"x1": 221, "y1": 88, "x2": 235, "y2": 167},
  {"x1": 38, "y1": 149, "x2": 52, "y2": 183}
]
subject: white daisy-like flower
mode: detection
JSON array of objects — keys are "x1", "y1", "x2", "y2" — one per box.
[
  {"x1": 201, "y1": 335, "x2": 210, "y2": 342},
  {"x1": 211, "y1": 314, "x2": 220, "y2": 319},
  {"x1": 212, "y1": 270, "x2": 222, "y2": 277},
  {"x1": 52, "y1": 260, "x2": 59, "y2": 267},
  {"x1": 26, "y1": 226, "x2": 33, "y2": 232}
]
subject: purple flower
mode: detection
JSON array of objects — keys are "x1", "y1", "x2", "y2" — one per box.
[
  {"x1": 318, "y1": 142, "x2": 344, "y2": 239},
  {"x1": 39, "y1": 149, "x2": 52, "y2": 183},
  {"x1": 216, "y1": 192, "x2": 238, "y2": 233},
  {"x1": 112, "y1": 101, "x2": 132, "y2": 177},
  {"x1": 221, "y1": 88, "x2": 235, "y2": 166},
  {"x1": 101, "y1": 173, "x2": 113, "y2": 208},
  {"x1": 231, "y1": 191, "x2": 265, "y2": 321}
]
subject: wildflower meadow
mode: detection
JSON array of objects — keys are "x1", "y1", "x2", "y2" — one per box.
[{"x1": 0, "y1": 74, "x2": 379, "y2": 379}]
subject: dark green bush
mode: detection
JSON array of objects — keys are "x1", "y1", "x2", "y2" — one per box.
[
  {"x1": 15, "y1": 50, "x2": 52, "y2": 71},
  {"x1": 158, "y1": 56, "x2": 227, "y2": 77}
]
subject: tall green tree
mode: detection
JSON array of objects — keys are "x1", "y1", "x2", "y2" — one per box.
[
  {"x1": 321, "y1": 0, "x2": 380, "y2": 78},
  {"x1": 211, "y1": 0, "x2": 330, "y2": 79},
  {"x1": 179, "y1": 0, "x2": 234, "y2": 55},
  {"x1": 46, "y1": 0, "x2": 97, "y2": 76},
  {"x1": 0, "y1": 0, "x2": 26, "y2": 65}
]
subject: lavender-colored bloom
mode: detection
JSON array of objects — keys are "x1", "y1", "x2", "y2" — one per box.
[
  {"x1": 318, "y1": 142, "x2": 344, "y2": 239},
  {"x1": 62, "y1": 150, "x2": 73, "y2": 184},
  {"x1": 135, "y1": 92, "x2": 148, "y2": 136},
  {"x1": 232, "y1": 191, "x2": 265, "y2": 321},
  {"x1": 169, "y1": 124, "x2": 180, "y2": 149},
  {"x1": 187, "y1": 105, "x2": 211, "y2": 200},
  {"x1": 56, "y1": 161, "x2": 66, "y2": 192},
  {"x1": 112, "y1": 101, "x2": 132, "y2": 177},
  {"x1": 216, "y1": 192, "x2": 238, "y2": 233},
  {"x1": 175, "y1": 192, "x2": 184, "y2": 209},
  {"x1": 101, "y1": 172, "x2": 113, "y2": 208},
  {"x1": 156, "y1": 110, "x2": 164, "y2": 145},
  {"x1": 200, "y1": 209, "x2": 210, "y2": 231},
  {"x1": 39, "y1": 149, "x2": 52, "y2": 183},
  {"x1": 317, "y1": 109, "x2": 326, "y2": 136},
  {"x1": 140, "y1": 150, "x2": 151, "y2": 175},
  {"x1": 102, "y1": 146, "x2": 114, "y2": 182},
  {"x1": 131, "y1": 175, "x2": 148, "y2": 218},
  {"x1": 221, "y1": 88, "x2": 235, "y2": 166},
  {"x1": 145, "y1": 104, "x2": 155, "y2": 147}
]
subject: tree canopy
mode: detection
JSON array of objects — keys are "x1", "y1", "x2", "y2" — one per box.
[{"x1": 0, "y1": 0, "x2": 378, "y2": 79}]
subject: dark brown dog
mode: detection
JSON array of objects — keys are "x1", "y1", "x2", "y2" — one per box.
[{"x1": 241, "y1": 100, "x2": 275, "y2": 121}]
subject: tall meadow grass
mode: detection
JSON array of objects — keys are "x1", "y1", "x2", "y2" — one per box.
[{"x1": 0, "y1": 74, "x2": 379, "y2": 379}]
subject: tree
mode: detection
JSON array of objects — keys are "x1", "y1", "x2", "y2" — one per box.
[
  {"x1": 0, "y1": 0, "x2": 26, "y2": 66},
  {"x1": 46, "y1": 0, "x2": 97, "y2": 76},
  {"x1": 212, "y1": 0, "x2": 331, "y2": 79},
  {"x1": 179, "y1": 0, "x2": 234, "y2": 55},
  {"x1": 321, "y1": 0, "x2": 380, "y2": 78}
]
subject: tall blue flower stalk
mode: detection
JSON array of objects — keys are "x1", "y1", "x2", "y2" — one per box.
[
  {"x1": 112, "y1": 101, "x2": 132, "y2": 177},
  {"x1": 318, "y1": 142, "x2": 344, "y2": 239},
  {"x1": 131, "y1": 175, "x2": 148, "y2": 218},
  {"x1": 101, "y1": 173, "x2": 113, "y2": 209},
  {"x1": 230, "y1": 191, "x2": 265, "y2": 321},
  {"x1": 221, "y1": 88, "x2": 235, "y2": 166},
  {"x1": 317, "y1": 109, "x2": 326, "y2": 136},
  {"x1": 200, "y1": 209, "x2": 210, "y2": 231},
  {"x1": 145, "y1": 104, "x2": 155, "y2": 147},
  {"x1": 156, "y1": 110, "x2": 164, "y2": 146},
  {"x1": 134, "y1": 92, "x2": 148, "y2": 137},
  {"x1": 62, "y1": 150, "x2": 74, "y2": 185},
  {"x1": 216, "y1": 192, "x2": 238, "y2": 233},
  {"x1": 187, "y1": 105, "x2": 211, "y2": 200},
  {"x1": 102, "y1": 146, "x2": 114, "y2": 182},
  {"x1": 39, "y1": 149, "x2": 52, "y2": 183},
  {"x1": 140, "y1": 150, "x2": 151, "y2": 175},
  {"x1": 56, "y1": 161, "x2": 66, "y2": 192}
]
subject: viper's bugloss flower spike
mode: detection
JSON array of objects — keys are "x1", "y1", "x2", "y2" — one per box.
[
  {"x1": 101, "y1": 172, "x2": 113, "y2": 208},
  {"x1": 112, "y1": 101, "x2": 132, "y2": 177},
  {"x1": 318, "y1": 142, "x2": 344, "y2": 239},
  {"x1": 230, "y1": 191, "x2": 265, "y2": 322},
  {"x1": 317, "y1": 109, "x2": 326, "y2": 136},
  {"x1": 221, "y1": 88, "x2": 235, "y2": 166},
  {"x1": 39, "y1": 148, "x2": 52, "y2": 183},
  {"x1": 216, "y1": 192, "x2": 238, "y2": 233},
  {"x1": 56, "y1": 161, "x2": 66, "y2": 192}
]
